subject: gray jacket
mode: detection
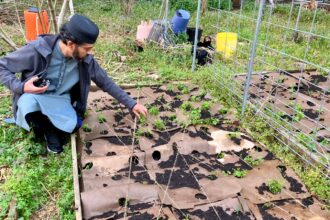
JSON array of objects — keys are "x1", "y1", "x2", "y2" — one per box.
[{"x1": 0, "y1": 34, "x2": 136, "y2": 118}]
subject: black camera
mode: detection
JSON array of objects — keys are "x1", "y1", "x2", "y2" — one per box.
[{"x1": 33, "y1": 77, "x2": 50, "y2": 87}]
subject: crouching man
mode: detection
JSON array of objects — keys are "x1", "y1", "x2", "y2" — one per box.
[{"x1": 0, "y1": 14, "x2": 147, "y2": 154}]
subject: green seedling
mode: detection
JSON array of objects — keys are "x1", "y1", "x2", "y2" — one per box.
[
  {"x1": 149, "y1": 106, "x2": 160, "y2": 116},
  {"x1": 228, "y1": 132, "x2": 240, "y2": 139},
  {"x1": 177, "y1": 83, "x2": 186, "y2": 91},
  {"x1": 139, "y1": 115, "x2": 147, "y2": 126},
  {"x1": 293, "y1": 104, "x2": 304, "y2": 122},
  {"x1": 97, "y1": 114, "x2": 107, "y2": 123},
  {"x1": 154, "y1": 119, "x2": 165, "y2": 131},
  {"x1": 180, "y1": 101, "x2": 193, "y2": 111},
  {"x1": 204, "y1": 117, "x2": 220, "y2": 126},
  {"x1": 219, "y1": 107, "x2": 228, "y2": 115},
  {"x1": 201, "y1": 101, "x2": 211, "y2": 111},
  {"x1": 190, "y1": 95, "x2": 201, "y2": 102},
  {"x1": 167, "y1": 83, "x2": 174, "y2": 92},
  {"x1": 297, "y1": 133, "x2": 316, "y2": 152},
  {"x1": 182, "y1": 86, "x2": 190, "y2": 94},
  {"x1": 267, "y1": 179, "x2": 283, "y2": 194},
  {"x1": 233, "y1": 168, "x2": 247, "y2": 178},
  {"x1": 189, "y1": 109, "x2": 201, "y2": 125},
  {"x1": 216, "y1": 152, "x2": 225, "y2": 159},
  {"x1": 82, "y1": 124, "x2": 92, "y2": 132},
  {"x1": 244, "y1": 156, "x2": 263, "y2": 167},
  {"x1": 168, "y1": 114, "x2": 177, "y2": 122}
]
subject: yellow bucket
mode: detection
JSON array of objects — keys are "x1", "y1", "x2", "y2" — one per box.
[{"x1": 216, "y1": 32, "x2": 237, "y2": 59}]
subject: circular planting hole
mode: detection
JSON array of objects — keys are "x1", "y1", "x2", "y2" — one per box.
[
  {"x1": 191, "y1": 150, "x2": 200, "y2": 157},
  {"x1": 253, "y1": 146, "x2": 263, "y2": 152},
  {"x1": 193, "y1": 167, "x2": 199, "y2": 172},
  {"x1": 307, "y1": 101, "x2": 315, "y2": 107},
  {"x1": 277, "y1": 165, "x2": 287, "y2": 174},
  {"x1": 100, "y1": 130, "x2": 109, "y2": 135},
  {"x1": 195, "y1": 193, "x2": 207, "y2": 200},
  {"x1": 129, "y1": 155, "x2": 139, "y2": 166},
  {"x1": 83, "y1": 162, "x2": 93, "y2": 170},
  {"x1": 118, "y1": 198, "x2": 129, "y2": 207},
  {"x1": 85, "y1": 142, "x2": 92, "y2": 148},
  {"x1": 152, "y1": 150, "x2": 161, "y2": 161},
  {"x1": 207, "y1": 175, "x2": 218, "y2": 180},
  {"x1": 112, "y1": 175, "x2": 122, "y2": 181},
  {"x1": 103, "y1": 183, "x2": 108, "y2": 187},
  {"x1": 106, "y1": 152, "x2": 117, "y2": 156}
]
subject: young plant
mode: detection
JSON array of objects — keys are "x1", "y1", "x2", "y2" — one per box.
[
  {"x1": 139, "y1": 115, "x2": 147, "y2": 126},
  {"x1": 297, "y1": 133, "x2": 316, "y2": 152},
  {"x1": 201, "y1": 101, "x2": 211, "y2": 111},
  {"x1": 216, "y1": 152, "x2": 225, "y2": 159},
  {"x1": 233, "y1": 168, "x2": 247, "y2": 178},
  {"x1": 204, "y1": 117, "x2": 220, "y2": 126},
  {"x1": 97, "y1": 114, "x2": 107, "y2": 123},
  {"x1": 154, "y1": 119, "x2": 166, "y2": 131},
  {"x1": 293, "y1": 104, "x2": 305, "y2": 122},
  {"x1": 244, "y1": 156, "x2": 263, "y2": 167},
  {"x1": 180, "y1": 101, "x2": 193, "y2": 111},
  {"x1": 167, "y1": 83, "x2": 174, "y2": 92},
  {"x1": 82, "y1": 124, "x2": 92, "y2": 132},
  {"x1": 190, "y1": 95, "x2": 201, "y2": 102},
  {"x1": 219, "y1": 107, "x2": 228, "y2": 115},
  {"x1": 189, "y1": 109, "x2": 201, "y2": 125},
  {"x1": 182, "y1": 86, "x2": 190, "y2": 94},
  {"x1": 267, "y1": 179, "x2": 283, "y2": 194},
  {"x1": 228, "y1": 132, "x2": 240, "y2": 139},
  {"x1": 177, "y1": 83, "x2": 186, "y2": 91},
  {"x1": 149, "y1": 106, "x2": 160, "y2": 116},
  {"x1": 168, "y1": 114, "x2": 176, "y2": 121}
]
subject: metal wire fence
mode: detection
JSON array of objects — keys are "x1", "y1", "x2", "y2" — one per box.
[{"x1": 192, "y1": 0, "x2": 330, "y2": 178}]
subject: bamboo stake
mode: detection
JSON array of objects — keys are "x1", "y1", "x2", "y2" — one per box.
[
  {"x1": 35, "y1": 0, "x2": 47, "y2": 34},
  {"x1": 47, "y1": 0, "x2": 58, "y2": 33},
  {"x1": 14, "y1": 3, "x2": 27, "y2": 42},
  {"x1": 0, "y1": 27, "x2": 18, "y2": 50},
  {"x1": 57, "y1": 0, "x2": 69, "y2": 32}
]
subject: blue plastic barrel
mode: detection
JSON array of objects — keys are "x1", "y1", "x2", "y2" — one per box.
[{"x1": 171, "y1": 9, "x2": 190, "y2": 34}]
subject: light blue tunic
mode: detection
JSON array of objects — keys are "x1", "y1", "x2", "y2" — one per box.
[{"x1": 16, "y1": 41, "x2": 79, "y2": 133}]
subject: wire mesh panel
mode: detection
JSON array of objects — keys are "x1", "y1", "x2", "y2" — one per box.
[{"x1": 201, "y1": 0, "x2": 330, "y2": 178}]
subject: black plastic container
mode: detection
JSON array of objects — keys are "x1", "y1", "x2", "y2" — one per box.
[{"x1": 186, "y1": 27, "x2": 203, "y2": 44}]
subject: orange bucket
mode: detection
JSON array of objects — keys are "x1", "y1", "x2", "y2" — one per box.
[{"x1": 24, "y1": 8, "x2": 49, "y2": 41}]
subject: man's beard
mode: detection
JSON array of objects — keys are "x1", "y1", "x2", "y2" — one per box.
[{"x1": 73, "y1": 47, "x2": 83, "y2": 61}]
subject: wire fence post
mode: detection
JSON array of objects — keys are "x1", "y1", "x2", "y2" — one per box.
[
  {"x1": 192, "y1": 0, "x2": 202, "y2": 72},
  {"x1": 164, "y1": 0, "x2": 169, "y2": 35},
  {"x1": 241, "y1": 0, "x2": 266, "y2": 116}
]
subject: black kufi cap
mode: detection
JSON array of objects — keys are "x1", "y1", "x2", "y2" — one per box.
[{"x1": 66, "y1": 14, "x2": 99, "y2": 44}]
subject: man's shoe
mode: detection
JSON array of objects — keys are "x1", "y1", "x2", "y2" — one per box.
[{"x1": 44, "y1": 130, "x2": 63, "y2": 154}]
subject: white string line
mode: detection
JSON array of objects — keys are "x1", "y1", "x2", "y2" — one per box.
[
  {"x1": 136, "y1": 85, "x2": 311, "y2": 213},
  {"x1": 210, "y1": 66, "x2": 330, "y2": 166},
  {"x1": 156, "y1": 146, "x2": 180, "y2": 219},
  {"x1": 86, "y1": 102, "x2": 188, "y2": 218},
  {"x1": 131, "y1": 90, "x2": 223, "y2": 219},
  {"x1": 120, "y1": 87, "x2": 313, "y2": 217},
  {"x1": 123, "y1": 89, "x2": 139, "y2": 219},
  {"x1": 135, "y1": 85, "x2": 324, "y2": 214}
]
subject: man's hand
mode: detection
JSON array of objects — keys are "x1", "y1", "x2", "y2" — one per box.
[
  {"x1": 24, "y1": 76, "x2": 48, "y2": 94},
  {"x1": 132, "y1": 103, "x2": 148, "y2": 118}
]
